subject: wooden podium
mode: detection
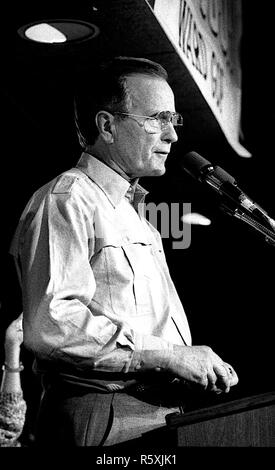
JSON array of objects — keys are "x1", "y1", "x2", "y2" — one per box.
[{"x1": 141, "y1": 391, "x2": 275, "y2": 447}]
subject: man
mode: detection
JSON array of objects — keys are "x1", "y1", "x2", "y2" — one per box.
[{"x1": 10, "y1": 57, "x2": 238, "y2": 446}]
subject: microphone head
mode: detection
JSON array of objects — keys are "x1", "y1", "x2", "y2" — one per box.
[
  {"x1": 182, "y1": 151, "x2": 213, "y2": 180},
  {"x1": 182, "y1": 151, "x2": 236, "y2": 186}
]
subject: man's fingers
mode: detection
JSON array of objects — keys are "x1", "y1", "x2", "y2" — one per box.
[
  {"x1": 223, "y1": 362, "x2": 239, "y2": 386},
  {"x1": 207, "y1": 370, "x2": 218, "y2": 391},
  {"x1": 213, "y1": 363, "x2": 231, "y2": 392}
]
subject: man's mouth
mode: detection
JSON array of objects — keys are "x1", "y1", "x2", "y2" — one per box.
[{"x1": 155, "y1": 151, "x2": 169, "y2": 156}]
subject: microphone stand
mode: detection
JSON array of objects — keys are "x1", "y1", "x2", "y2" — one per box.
[{"x1": 220, "y1": 204, "x2": 275, "y2": 247}]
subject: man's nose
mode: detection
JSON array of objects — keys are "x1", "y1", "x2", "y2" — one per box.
[{"x1": 161, "y1": 123, "x2": 178, "y2": 143}]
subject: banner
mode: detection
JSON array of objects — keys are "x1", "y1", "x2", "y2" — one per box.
[{"x1": 150, "y1": 0, "x2": 250, "y2": 157}]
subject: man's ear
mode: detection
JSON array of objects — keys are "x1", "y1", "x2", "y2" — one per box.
[{"x1": 95, "y1": 111, "x2": 115, "y2": 144}]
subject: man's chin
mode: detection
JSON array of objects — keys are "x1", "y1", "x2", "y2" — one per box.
[
  {"x1": 147, "y1": 165, "x2": 166, "y2": 176},
  {"x1": 152, "y1": 164, "x2": 166, "y2": 176},
  {"x1": 135, "y1": 164, "x2": 166, "y2": 178},
  {"x1": 150, "y1": 166, "x2": 166, "y2": 177}
]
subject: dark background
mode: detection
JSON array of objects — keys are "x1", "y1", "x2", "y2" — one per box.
[{"x1": 0, "y1": 1, "x2": 274, "y2": 440}]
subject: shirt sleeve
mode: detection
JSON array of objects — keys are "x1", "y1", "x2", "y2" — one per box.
[{"x1": 16, "y1": 182, "x2": 176, "y2": 374}]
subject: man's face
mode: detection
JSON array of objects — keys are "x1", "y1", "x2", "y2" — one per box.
[{"x1": 110, "y1": 74, "x2": 179, "y2": 179}]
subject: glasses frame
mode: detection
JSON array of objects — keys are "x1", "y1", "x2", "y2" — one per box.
[{"x1": 113, "y1": 111, "x2": 183, "y2": 134}]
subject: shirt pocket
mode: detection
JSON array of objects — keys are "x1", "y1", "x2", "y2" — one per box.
[
  {"x1": 122, "y1": 241, "x2": 162, "y2": 317},
  {"x1": 91, "y1": 228, "x2": 159, "y2": 317},
  {"x1": 91, "y1": 234, "x2": 137, "y2": 317}
]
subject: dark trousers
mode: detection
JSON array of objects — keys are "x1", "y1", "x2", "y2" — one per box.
[{"x1": 34, "y1": 381, "x2": 180, "y2": 447}]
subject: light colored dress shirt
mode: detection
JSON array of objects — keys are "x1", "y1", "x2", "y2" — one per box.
[{"x1": 10, "y1": 153, "x2": 191, "y2": 377}]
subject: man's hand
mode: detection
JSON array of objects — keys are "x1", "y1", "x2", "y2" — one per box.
[{"x1": 168, "y1": 345, "x2": 238, "y2": 394}]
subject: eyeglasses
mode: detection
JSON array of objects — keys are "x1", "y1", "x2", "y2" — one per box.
[{"x1": 114, "y1": 111, "x2": 183, "y2": 134}]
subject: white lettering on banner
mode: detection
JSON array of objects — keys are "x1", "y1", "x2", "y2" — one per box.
[{"x1": 151, "y1": 0, "x2": 250, "y2": 157}]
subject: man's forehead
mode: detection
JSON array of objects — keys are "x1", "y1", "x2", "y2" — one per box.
[{"x1": 125, "y1": 74, "x2": 175, "y2": 111}]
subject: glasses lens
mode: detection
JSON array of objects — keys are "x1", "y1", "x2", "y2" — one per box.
[
  {"x1": 158, "y1": 111, "x2": 183, "y2": 127},
  {"x1": 144, "y1": 118, "x2": 161, "y2": 133},
  {"x1": 172, "y1": 113, "x2": 183, "y2": 126},
  {"x1": 144, "y1": 112, "x2": 184, "y2": 133}
]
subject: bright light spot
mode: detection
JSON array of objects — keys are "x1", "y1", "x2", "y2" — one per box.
[
  {"x1": 25, "y1": 23, "x2": 67, "y2": 43},
  {"x1": 182, "y1": 212, "x2": 211, "y2": 226}
]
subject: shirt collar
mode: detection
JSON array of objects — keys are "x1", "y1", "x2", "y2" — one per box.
[{"x1": 76, "y1": 152, "x2": 148, "y2": 208}]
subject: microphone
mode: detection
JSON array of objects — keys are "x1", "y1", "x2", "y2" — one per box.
[{"x1": 182, "y1": 151, "x2": 275, "y2": 228}]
